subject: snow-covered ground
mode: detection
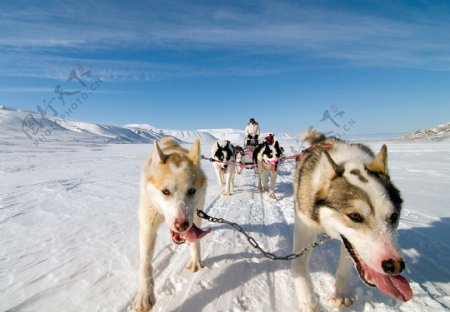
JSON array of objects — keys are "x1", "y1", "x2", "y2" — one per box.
[{"x1": 1, "y1": 107, "x2": 450, "y2": 311}]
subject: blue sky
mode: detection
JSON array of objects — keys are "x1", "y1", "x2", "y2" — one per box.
[{"x1": 1, "y1": 0, "x2": 450, "y2": 136}]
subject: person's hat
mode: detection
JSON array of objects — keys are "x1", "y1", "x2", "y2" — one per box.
[{"x1": 249, "y1": 118, "x2": 255, "y2": 123}]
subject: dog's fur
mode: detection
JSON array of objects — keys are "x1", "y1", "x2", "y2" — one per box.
[
  {"x1": 291, "y1": 130, "x2": 412, "y2": 311},
  {"x1": 211, "y1": 140, "x2": 236, "y2": 195},
  {"x1": 253, "y1": 138, "x2": 283, "y2": 199},
  {"x1": 133, "y1": 138, "x2": 209, "y2": 312}
]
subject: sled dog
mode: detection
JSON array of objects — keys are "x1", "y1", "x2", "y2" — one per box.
[
  {"x1": 133, "y1": 138, "x2": 211, "y2": 312},
  {"x1": 234, "y1": 145, "x2": 245, "y2": 174},
  {"x1": 211, "y1": 140, "x2": 236, "y2": 195},
  {"x1": 291, "y1": 130, "x2": 412, "y2": 311},
  {"x1": 253, "y1": 137, "x2": 282, "y2": 199}
]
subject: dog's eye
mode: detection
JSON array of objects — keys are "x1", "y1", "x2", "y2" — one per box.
[
  {"x1": 187, "y1": 188, "x2": 196, "y2": 196},
  {"x1": 388, "y1": 212, "x2": 399, "y2": 224},
  {"x1": 161, "y1": 189, "x2": 171, "y2": 196},
  {"x1": 347, "y1": 212, "x2": 364, "y2": 223}
]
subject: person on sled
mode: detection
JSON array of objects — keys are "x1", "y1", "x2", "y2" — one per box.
[{"x1": 245, "y1": 118, "x2": 260, "y2": 146}]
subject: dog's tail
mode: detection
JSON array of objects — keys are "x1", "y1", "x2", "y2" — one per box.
[{"x1": 299, "y1": 128, "x2": 326, "y2": 145}]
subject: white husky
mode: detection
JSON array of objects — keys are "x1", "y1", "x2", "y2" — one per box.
[
  {"x1": 211, "y1": 140, "x2": 236, "y2": 195},
  {"x1": 133, "y1": 138, "x2": 211, "y2": 312},
  {"x1": 291, "y1": 130, "x2": 412, "y2": 311}
]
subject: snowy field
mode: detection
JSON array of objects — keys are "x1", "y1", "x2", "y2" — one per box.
[{"x1": 1, "y1": 108, "x2": 450, "y2": 312}]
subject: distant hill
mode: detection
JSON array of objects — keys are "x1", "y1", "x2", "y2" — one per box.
[
  {"x1": 396, "y1": 122, "x2": 450, "y2": 142},
  {"x1": 0, "y1": 105, "x2": 295, "y2": 146},
  {"x1": 0, "y1": 106, "x2": 164, "y2": 146}
]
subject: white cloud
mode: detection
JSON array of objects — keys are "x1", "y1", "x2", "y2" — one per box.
[
  {"x1": 0, "y1": 87, "x2": 54, "y2": 93},
  {"x1": 0, "y1": 52, "x2": 284, "y2": 82}
]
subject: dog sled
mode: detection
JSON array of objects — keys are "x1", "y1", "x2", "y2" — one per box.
[{"x1": 241, "y1": 138, "x2": 259, "y2": 166}]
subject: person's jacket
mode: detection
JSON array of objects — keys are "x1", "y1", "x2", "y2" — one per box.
[{"x1": 245, "y1": 122, "x2": 260, "y2": 137}]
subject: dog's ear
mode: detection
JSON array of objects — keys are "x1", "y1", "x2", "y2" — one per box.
[
  {"x1": 189, "y1": 139, "x2": 201, "y2": 166},
  {"x1": 315, "y1": 150, "x2": 343, "y2": 200},
  {"x1": 323, "y1": 150, "x2": 343, "y2": 176},
  {"x1": 152, "y1": 141, "x2": 167, "y2": 164},
  {"x1": 365, "y1": 144, "x2": 389, "y2": 177}
]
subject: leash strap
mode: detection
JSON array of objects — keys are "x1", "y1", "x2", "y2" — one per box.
[{"x1": 197, "y1": 209, "x2": 330, "y2": 261}]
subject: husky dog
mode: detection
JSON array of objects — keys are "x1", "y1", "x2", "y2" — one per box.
[
  {"x1": 253, "y1": 135, "x2": 283, "y2": 199},
  {"x1": 291, "y1": 130, "x2": 412, "y2": 311},
  {"x1": 133, "y1": 138, "x2": 211, "y2": 312},
  {"x1": 234, "y1": 145, "x2": 245, "y2": 174},
  {"x1": 211, "y1": 140, "x2": 236, "y2": 195}
]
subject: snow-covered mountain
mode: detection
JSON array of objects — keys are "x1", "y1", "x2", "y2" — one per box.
[
  {"x1": 0, "y1": 105, "x2": 296, "y2": 147},
  {"x1": 0, "y1": 105, "x2": 164, "y2": 146},
  {"x1": 396, "y1": 122, "x2": 450, "y2": 142}
]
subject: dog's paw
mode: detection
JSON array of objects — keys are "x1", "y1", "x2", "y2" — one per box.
[
  {"x1": 224, "y1": 191, "x2": 231, "y2": 196},
  {"x1": 330, "y1": 295, "x2": 353, "y2": 308},
  {"x1": 132, "y1": 291, "x2": 155, "y2": 312},
  {"x1": 269, "y1": 191, "x2": 277, "y2": 199},
  {"x1": 298, "y1": 302, "x2": 318, "y2": 312},
  {"x1": 186, "y1": 260, "x2": 203, "y2": 272}
]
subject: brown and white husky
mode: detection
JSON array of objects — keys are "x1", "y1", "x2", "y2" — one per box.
[
  {"x1": 291, "y1": 130, "x2": 412, "y2": 311},
  {"x1": 133, "y1": 138, "x2": 211, "y2": 312}
]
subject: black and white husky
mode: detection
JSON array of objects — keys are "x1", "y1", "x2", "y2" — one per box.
[
  {"x1": 291, "y1": 130, "x2": 412, "y2": 311},
  {"x1": 211, "y1": 140, "x2": 236, "y2": 195},
  {"x1": 234, "y1": 145, "x2": 245, "y2": 174},
  {"x1": 253, "y1": 138, "x2": 283, "y2": 199}
]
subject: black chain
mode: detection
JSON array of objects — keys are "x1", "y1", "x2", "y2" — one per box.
[{"x1": 197, "y1": 209, "x2": 330, "y2": 261}]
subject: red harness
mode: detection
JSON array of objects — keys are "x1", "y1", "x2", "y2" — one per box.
[{"x1": 201, "y1": 143, "x2": 333, "y2": 169}]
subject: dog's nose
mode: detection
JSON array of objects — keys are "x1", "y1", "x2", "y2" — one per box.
[
  {"x1": 382, "y1": 258, "x2": 405, "y2": 274},
  {"x1": 174, "y1": 220, "x2": 190, "y2": 232}
]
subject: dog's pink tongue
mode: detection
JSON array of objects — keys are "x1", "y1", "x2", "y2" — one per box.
[
  {"x1": 178, "y1": 223, "x2": 211, "y2": 243},
  {"x1": 366, "y1": 265, "x2": 413, "y2": 302}
]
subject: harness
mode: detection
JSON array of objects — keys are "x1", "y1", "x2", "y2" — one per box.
[{"x1": 202, "y1": 143, "x2": 333, "y2": 169}]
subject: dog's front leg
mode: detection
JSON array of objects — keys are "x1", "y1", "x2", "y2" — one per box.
[
  {"x1": 268, "y1": 171, "x2": 277, "y2": 199},
  {"x1": 214, "y1": 164, "x2": 224, "y2": 186},
  {"x1": 331, "y1": 242, "x2": 354, "y2": 308},
  {"x1": 291, "y1": 212, "x2": 320, "y2": 312},
  {"x1": 224, "y1": 165, "x2": 235, "y2": 195},
  {"x1": 256, "y1": 170, "x2": 263, "y2": 192},
  {"x1": 262, "y1": 171, "x2": 270, "y2": 192},
  {"x1": 186, "y1": 217, "x2": 204, "y2": 272},
  {"x1": 185, "y1": 241, "x2": 203, "y2": 272},
  {"x1": 133, "y1": 215, "x2": 161, "y2": 312}
]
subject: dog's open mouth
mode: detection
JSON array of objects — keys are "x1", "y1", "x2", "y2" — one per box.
[
  {"x1": 341, "y1": 235, "x2": 413, "y2": 302},
  {"x1": 170, "y1": 223, "x2": 211, "y2": 245}
]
